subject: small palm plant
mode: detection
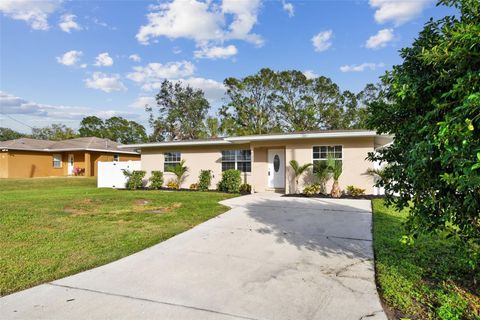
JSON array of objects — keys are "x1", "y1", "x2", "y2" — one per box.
[
  {"x1": 170, "y1": 160, "x2": 188, "y2": 188},
  {"x1": 327, "y1": 156, "x2": 342, "y2": 197},
  {"x1": 289, "y1": 160, "x2": 312, "y2": 193},
  {"x1": 313, "y1": 160, "x2": 330, "y2": 194}
]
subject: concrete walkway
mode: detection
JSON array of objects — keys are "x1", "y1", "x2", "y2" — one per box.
[{"x1": 0, "y1": 193, "x2": 386, "y2": 320}]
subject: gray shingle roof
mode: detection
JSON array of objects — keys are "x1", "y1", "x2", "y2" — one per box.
[{"x1": 0, "y1": 137, "x2": 138, "y2": 154}]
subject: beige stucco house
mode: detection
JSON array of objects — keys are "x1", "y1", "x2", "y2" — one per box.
[{"x1": 122, "y1": 130, "x2": 392, "y2": 194}]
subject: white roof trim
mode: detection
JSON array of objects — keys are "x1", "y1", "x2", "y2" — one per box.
[
  {"x1": 120, "y1": 131, "x2": 384, "y2": 149},
  {"x1": 225, "y1": 131, "x2": 377, "y2": 142},
  {"x1": 119, "y1": 140, "x2": 232, "y2": 149}
]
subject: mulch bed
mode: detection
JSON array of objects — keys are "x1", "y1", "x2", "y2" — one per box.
[{"x1": 283, "y1": 193, "x2": 385, "y2": 200}]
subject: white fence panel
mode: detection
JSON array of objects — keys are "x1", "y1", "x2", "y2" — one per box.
[{"x1": 97, "y1": 161, "x2": 141, "y2": 189}]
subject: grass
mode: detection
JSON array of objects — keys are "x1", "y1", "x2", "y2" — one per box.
[
  {"x1": 0, "y1": 177, "x2": 236, "y2": 296},
  {"x1": 372, "y1": 199, "x2": 479, "y2": 320}
]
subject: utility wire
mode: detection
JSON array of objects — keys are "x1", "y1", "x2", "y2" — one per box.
[{"x1": 0, "y1": 112, "x2": 35, "y2": 129}]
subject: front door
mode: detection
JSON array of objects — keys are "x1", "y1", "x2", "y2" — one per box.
[
  {"x1": 67, "y1": 154, "x2": 74, "y2": 175},
  {"x1": 268, "y1": 149, "x2": 285, "y2": 188}
]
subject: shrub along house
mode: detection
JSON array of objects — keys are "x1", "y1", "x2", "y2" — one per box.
[
  {"x1": 0, "y1": 137, "x2": 139, "y2": 178},
  {"x1": 121, "y1": 130, "x2": 392, "y2": 194}
]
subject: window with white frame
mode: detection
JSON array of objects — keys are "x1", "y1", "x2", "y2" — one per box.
[
  {"x1": 221, "y1": 150, "x2": 251, "y2": 172},
  {"x1": 312, "y1": 145, "x2": 342, "y2": 171},
  {"x1": 164, "y1": 152, "x2": 181, "y2": 172},
  {"x1": 52, "y1": 154, "x2": 62, "y2": 168},
  {"x1": 113, "y1": 154, "x2": 120, "y2": 162}
]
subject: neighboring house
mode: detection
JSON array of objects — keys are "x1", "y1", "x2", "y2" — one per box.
[
  {"x1": 121, "y1": 130, "x2": 393, "y2": 194},
  {"x1": 0, "y1": 137, "x2": 139, "y2": 178}
]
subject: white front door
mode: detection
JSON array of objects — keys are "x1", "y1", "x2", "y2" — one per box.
[
  {"x1": 67, "y1": 154, "x2": 74, "y2": 175},
  {"x1": 268, "y1": 149, "x2": 285, "y2": 188}
]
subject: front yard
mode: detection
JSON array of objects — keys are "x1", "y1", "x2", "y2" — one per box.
[
  {"x1": 0, "y1": 177, "x2": 236, "y2": 296},
  {"x1": 372, "y1": 199, "x2": 479, "y2": 319}
]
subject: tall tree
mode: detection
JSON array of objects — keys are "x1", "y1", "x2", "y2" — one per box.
[
  {"x1": 275, "y1": 70, "x2": 318, "y2": 132},
  {"x1": 31, "y1": 124, "x2": 77, "y2": 140},
  {"x1": 148, "y1": 80, "x2": 210, "y2": 141},
  {"x1": 79, "y1": 116, "x2": 105, "y2": 138},
  {"x1": 220, "y1": 68, "x2": 281, "y2": 135},
  {"x1": 367, "y1": 0, "x2": 480, "y2": 244},
  {"x1": 104, "y1": 117, "x2": 147, "y2": 144},
  {"x1": 0, "y1": 127, "x2": 25, "y2": 141},
  {"x1": 204, "y1": 117, "x2": 222, "y2": 138}
]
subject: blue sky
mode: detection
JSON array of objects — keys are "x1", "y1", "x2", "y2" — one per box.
[{"x1": 0, "y1": 0, "x2": 455, "y2": 133}]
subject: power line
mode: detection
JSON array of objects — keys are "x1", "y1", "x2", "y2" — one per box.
[{"x1": 0, "y1": 112, "x2": 35, "y2": 130}]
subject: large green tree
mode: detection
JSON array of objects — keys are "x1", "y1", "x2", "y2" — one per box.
[
  {"x1": 31, "y1": 124, "x2": 77, "y2": 141},
  {"x1": 367, "y1": 0, "x2": 480, "y2": 244},
  {"x1": 78, "y1": 116, "x2": 147, "y2": 144},
  {"x1": 220, "y1": 68, "x2": 281, "y2": 135},
  {"x1": 220, "y1": 69, "x2": 367, "y2": 135},
  {"x1": 148, "y1": 80, "x2": 210, "y2": 141},
  {"x1": 78, "y1": 116, "x2": 105, "y2": 138},
  {"x1": 0, "y1": 127, "x2": 25, "y2": 141}
]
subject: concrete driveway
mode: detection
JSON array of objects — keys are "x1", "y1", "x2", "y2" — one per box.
[{"x1": 0, "y1": 193, "x2": 385, "y2": 320}]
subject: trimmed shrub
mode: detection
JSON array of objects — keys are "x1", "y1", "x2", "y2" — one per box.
[
  {"x1": 166, "y1": 179, "x2": 179, "y2": 190},
  {"x1": 218, "y1": 169, "x2": 241, "y2": 193},
  {"x1": 123, "y1": 170, "x2": 146, "y2": 190},
  {"x1": 346, "y1": 185, "x2": 365, "y2": 196},
  {"x1": 149, "y1": 171, "x2": 164, "y2": 190},
  {"x1": 190, "y1": 183, "x2": 199, "y2": 190},
  {"x1": 303, "y1": 184, "x2": 321, "y2": 196},
  {"x1": 239, "y1": 183, "x2": 252, "y2": 194},
  {"x1": 198, "y1": 170, "x2": 212, "y2": 191}
]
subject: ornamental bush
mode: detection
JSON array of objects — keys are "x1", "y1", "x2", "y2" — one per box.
[
  {"x1": 123, "y1": 170, "x2": 146, "y2": 190},
  {"x1": 303, "y1": 184, "x2": 321, "y2": 196},
  {"x1": 198, "y1": 170, "x2": 212, "y2": 191},
  {"x1": 166, "y1": 179, "x2": 179, "y2": 190},
  {"x1": 345, "y1": 185, "x2": 365, "y2": 196},
  {"x1": 239, "y1": 183, "x2": 252, "y2": 194},
  {"x1": 149, "y1": 171, "x2": 164, "y2": 190},
  {"x1": 366, "y1": 0, "x2": 480, "y2": 245},
  {"x1": 218, "y1": 169, "x2": 241, "y2": 193}
]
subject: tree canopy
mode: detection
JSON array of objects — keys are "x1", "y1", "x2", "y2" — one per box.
[
  {"x1": 148, "y1": 80, "x2": 210, "y2": 141},
  {"x1": 79, "y1": 116, "x2": 147, "y2": 144},
  {"x1": 366, "y1": 0, "x2": 480, "y2": 244},
  {"x1": 31, "y1": 124, "x2": 77, "y2": 141},
  {"x1": 220, "y1": 68, "x2": 369, "y2": 135},
  {"x1": 0, "y1": 127, "x2": 25, "y2": 141}
]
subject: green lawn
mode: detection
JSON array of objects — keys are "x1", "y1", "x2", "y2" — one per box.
[
  {"x1": 0, "y1": 177, "x2": 236, "y2": 296},
  {"x1": 372, "y1": 199, "x2": 479, "y2": 320}
]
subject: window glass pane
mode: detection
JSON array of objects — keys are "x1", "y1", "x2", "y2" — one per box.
[
  {"x1": 165, "y1": 152, "x2": 181, "y2": 162},
  {"x1": 53, "y1": 154, "x2": 62, "y2": 168},
  {"x1": 237, "y1": 162, "x2": 251, "y2": 173},
  {"x1": 236, "y1": 150, "x2": 251, "y2": 161},
  {"x1": 222, "y1": 162, "x2": 235, "y2": 171},
  {"x1": 221, "y1": 150, "x2": 235, "y2": 161}
]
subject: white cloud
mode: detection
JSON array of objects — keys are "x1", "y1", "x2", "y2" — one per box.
[
  {"x1": 0, "y1": 91, "x2": 140, "y2": 123},
  {"x1": 130, "y1": 96, "x2": 156, "y2": 108},
  {"x1": 85, "y1": 72, "x2": 126, "y2": 92},
  {"x1": 178, "y1": 77, "x2": 225, "y2": 103},
  {"x1": 94, "y1": 52, "x2": 114, "y2": 67},
  {"x1": 58, "y1": 14, "x2": 81, "y2": 33},
  {"x1": 194, "y1": 45, "x2": 238, "y2": 59},
  {"x1": 340, "y1": 62, "x2": 385, "y2": 72},
  {"x1": 369, "y1": 0, "x2": 433, "y2": 25},
  {"x1": 282, "y1": 0, "x2": 294, "y2": 17},
  {"x1": 136, "y1": 0, "x2": 263, "y2": 47},
  {"x1": 56, "y1": 50, "x2": 83, "y2": 67},
  {"x1": 311, "y1": 30, "x2": 333, "y2": 52},
  {"x1": 303, "y1": 70, "x2": 319, "y2": 80},
  {"x1": 366, "y1": 28, "x2": 394, "y2": 49},
  {"x1": 127, "y1": 61, "x2": 196, "y2": 90},
  {"x1": 129, "y1": 54, "x2": 141, "y2": 62},
  {"x1": 0, "y1": 0, "x2": 62, "y2": 30}
]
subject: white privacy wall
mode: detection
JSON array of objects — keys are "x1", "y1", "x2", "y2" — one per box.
[{"x1": 97, "y1": 161, "x2": 141, "y2": 189}]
